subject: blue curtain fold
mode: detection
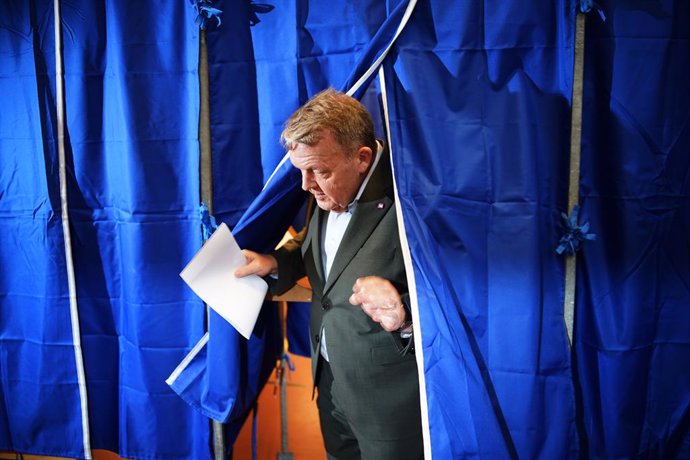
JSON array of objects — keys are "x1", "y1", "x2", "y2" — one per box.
[
  {"x1": 204, "y1": 0, "x2": 264, "y2": 226},
  {"x1": 576, "y1": 1, "x2": 690, "y2": 458}
]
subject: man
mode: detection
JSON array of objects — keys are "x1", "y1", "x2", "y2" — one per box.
[{"x1": 235, "y1": 88, "x2": 422, "y2": 459}]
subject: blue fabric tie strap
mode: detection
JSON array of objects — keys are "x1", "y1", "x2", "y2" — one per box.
[
  {"x1": 282, "y1": 352, "x2": 295, "y2": 372},
  {"x1": 273, "y1": 353, "x2": 295, "y2": 395},
  {"x1": 579, "y1": 0, "x2": 606, "y2": 21},
  {"x1": 199, "y1": 202, "x2": 219, "y2": 242},
  {"x1": 191, "y1": 0, "x2": 223, "y2": 29},
  {"x1": 248, "y1": 2, "x2": 275, "y2": 26},
  {"x1": 556, "y1": 205, "x2": 597, "y2": 256}
]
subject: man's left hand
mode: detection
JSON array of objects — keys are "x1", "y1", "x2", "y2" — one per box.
[{"x1": 349, "y1": 276, "x2": 406, "y2": 332}]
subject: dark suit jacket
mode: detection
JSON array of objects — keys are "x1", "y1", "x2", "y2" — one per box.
[{"x1": 271, "y1": 146, "x2": 421, "y2": 441}]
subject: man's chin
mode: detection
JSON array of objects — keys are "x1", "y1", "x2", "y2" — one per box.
[
  {"x1": 315, "y1": 202, "x2": 335, "y2": 212},
  {"x1": 314, "y1": 196, "x2": 341, "y2": 212}
]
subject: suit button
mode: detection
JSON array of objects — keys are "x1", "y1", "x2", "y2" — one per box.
[
  {"x1": 314, "y1": 334, "x2": 320, "y2": 342},
  {"x1": 322, "y1": 298, "x2": 332, "y2": 310}
]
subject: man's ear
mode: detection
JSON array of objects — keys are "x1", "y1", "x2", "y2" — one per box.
[{"x1": 355, "y1": 146, "x2": 373, "y2": 174}]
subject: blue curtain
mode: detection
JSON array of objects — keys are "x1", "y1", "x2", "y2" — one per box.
[
  {"x1": 1, "y1": 1, "x2": 210, "y2": 458},
  {"x1": 0, "y1": 1, "x2": 87, "y2": 455},
  {"x1": 381, "y1": 1, "x2": 578, "y2": 457},
  {"x1": 576, "y1": 1, "x2": 690, "y2": 458}
]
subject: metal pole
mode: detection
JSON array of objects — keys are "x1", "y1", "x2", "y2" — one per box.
[
  {"x1": 198, "y1": 26, "x2": 225, "y2": 459},
  {"x1": 277, "y1": 301, "x2": 294, "y2": 460},
  {"x1": 564, "y1": 12, "x2": 587, "y2": 347}
]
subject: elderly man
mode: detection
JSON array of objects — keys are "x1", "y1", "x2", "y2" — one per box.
[{"x1": 235, "y1": 88, "x2": 422, "y2": 459}]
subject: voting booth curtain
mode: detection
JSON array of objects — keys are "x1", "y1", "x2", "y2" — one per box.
[
  {"x1": 0, "y1": 2, "x2": 212, "y2": 458},
  {"x1": 1, "y1": 0, "x2": 688, "y2": 459},
  {"x1": 576, "y1": 3, "x2": 690, "y2": 459}
]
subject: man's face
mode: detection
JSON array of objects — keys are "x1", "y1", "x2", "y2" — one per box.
[{"x1": 289, "y1": 130, "x2": 372, "y2": 213}]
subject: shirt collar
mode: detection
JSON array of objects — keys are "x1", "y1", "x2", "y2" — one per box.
[{"x1": 346, "y1": 140, "x2": 382, "y2": 212}]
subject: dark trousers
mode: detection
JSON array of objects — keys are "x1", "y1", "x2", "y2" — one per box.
[{"x1": 316, "y1": 359, "x2": 424, "y2": 460}]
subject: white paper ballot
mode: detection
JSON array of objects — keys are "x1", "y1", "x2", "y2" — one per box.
[{"x1": 180, "y1": 223, "x2": 268, "y2": 339}]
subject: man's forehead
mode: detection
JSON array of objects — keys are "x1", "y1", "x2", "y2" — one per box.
[
  {"x1": 290, "y1": 139, "x2": 347, "y2": 164},
  {"x1": 288, "y1": 145, "x2": 327, "y2": 169}
]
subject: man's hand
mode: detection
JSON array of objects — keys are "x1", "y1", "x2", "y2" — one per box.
[
  {"x1": 234, "y1": 250, "x2": 278, "y2": 278},
  {"x1": 349, "y1": 276, "x2": 407, "y2": 332}
]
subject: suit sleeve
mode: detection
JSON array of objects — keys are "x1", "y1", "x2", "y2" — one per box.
[{"x1": 266, "y1": 227, "x2": 307, "y2": 295}]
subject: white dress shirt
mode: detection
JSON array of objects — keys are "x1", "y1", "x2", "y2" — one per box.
[{"x1": 319, "y1": 142, "x2": 382, "y2": 361}]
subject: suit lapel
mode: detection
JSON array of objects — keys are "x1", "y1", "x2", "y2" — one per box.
[
  {"x1": 304, "y1": 206, "x2": 326, "y2": 289},
  {"x1": 323, "y1": 196, "x2": 392, "y2": 294},
  {"x1": 323, "y1": 146, "x2": 394, "y2": 294}
]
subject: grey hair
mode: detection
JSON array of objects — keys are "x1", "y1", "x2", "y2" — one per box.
[{"x1": 281, "y1": 88, "x2": 376, "y2": 155}]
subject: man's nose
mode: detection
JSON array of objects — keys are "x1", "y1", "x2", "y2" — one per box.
[{"x1": 301, "y1": 171, "x2": 313, "y2": 191}]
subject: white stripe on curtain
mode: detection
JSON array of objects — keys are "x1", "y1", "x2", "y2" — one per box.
[
  {"x1": 379, "y1": 64, "x2": 432, "y2": 459},
  {"x1": 53, "y1": 0, "x2": 92, "y2": 457}
]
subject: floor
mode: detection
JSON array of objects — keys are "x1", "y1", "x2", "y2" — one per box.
[
  {"x1": 233, "y1": 353, "x2": 325, "y2": 459},
  {"x1": 0, "y1": 354, "x2": 324, "y2": 460}
]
